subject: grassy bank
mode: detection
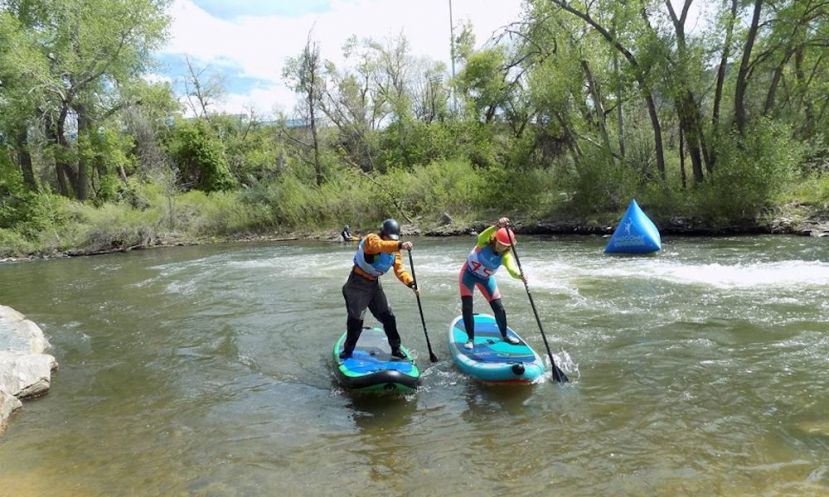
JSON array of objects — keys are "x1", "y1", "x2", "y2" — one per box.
[{"x1": 3, "y1": 157, "x2": 829, "y2": 260}]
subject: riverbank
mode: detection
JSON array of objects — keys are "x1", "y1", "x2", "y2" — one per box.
[{"x1": 2, "y1": 208, "x2": 828, "y2": 264}]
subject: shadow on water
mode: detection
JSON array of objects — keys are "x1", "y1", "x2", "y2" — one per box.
[{"x1": 349, "y1": 395, "x2": 418, "y2": 433}]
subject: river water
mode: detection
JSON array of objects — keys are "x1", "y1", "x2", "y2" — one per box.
[{"x1": 1, "y1": 235, "x2": 828, "y2": 496}]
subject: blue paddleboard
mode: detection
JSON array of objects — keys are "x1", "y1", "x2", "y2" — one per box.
[
  {"x1": 333, "y1": 327, "x2": 420, "y2": 394},
  {"x1": 448, "y1": 314, "x2": 545, "y2": 383}
]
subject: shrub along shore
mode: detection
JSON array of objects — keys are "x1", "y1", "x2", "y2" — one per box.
[{"x1": 2, "y1": 158, "x2": 828, "y2": 263}]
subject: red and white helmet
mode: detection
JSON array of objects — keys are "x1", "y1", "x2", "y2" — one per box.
[{"x1": 495, "y1": 227, "x2": 516, "y2": 246}]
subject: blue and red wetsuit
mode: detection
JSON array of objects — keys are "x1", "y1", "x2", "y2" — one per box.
[{"x1": 458, "y1": 226, "x2": 522, "y2": 341}]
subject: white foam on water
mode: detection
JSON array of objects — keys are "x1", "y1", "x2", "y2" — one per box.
[{"x1": 523, "y1": 258, "x2": 829, "y2": 291}]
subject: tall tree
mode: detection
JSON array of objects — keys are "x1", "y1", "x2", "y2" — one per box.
[
  {"x1": 735, "y1": 0, "x2": 764, "y2": 135},
  {"x1": 284, "y1": 32, "x2": 325, "y2": 186},
  {"x1": 2, "y1": 0, "x2": 170, "y2": 200},
  {"x1": 550, "y1": 0, "x2": 667, "y2": 180},
  {"x1": 0, "y1": 10, "x2": 49, "y2": 191}
]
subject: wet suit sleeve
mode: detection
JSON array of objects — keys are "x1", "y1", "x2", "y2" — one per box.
[
  {"x1": 392, "y1": 252, "x2": 414, "y2": 287},
  {"x1": 501, "y1": 251, "x2": 522, "y2": 279},
  {"x1": 476, "y1": 225, "x2": 497, "y2": 247},
  {"x1": 364, "y1": 234, "x2": 413, "y2": 286},
  {"x1": 363, "y1": 233, "x2": 399, "y2": 254}
]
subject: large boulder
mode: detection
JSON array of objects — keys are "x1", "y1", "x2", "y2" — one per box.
[
  {"x1": 0, "y1": 305, "x2": 49, "y2": 354},
  {"x1": 0, "y1": 305, "x2": 58, "y2": 435},
  {"x1": 0, "y1": 352, "x2": 58, "y2": 398},
  {"x1": 0, "y1": 389, "x2": 22, "y2": 433}
]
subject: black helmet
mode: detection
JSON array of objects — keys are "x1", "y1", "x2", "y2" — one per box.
[{"x1": 380, "y1": 219, "x2": 400, "y2": 240}]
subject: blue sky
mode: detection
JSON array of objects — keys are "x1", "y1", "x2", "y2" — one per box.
[{"x1": 155, "y1": 0, "x2": 525, "y2": 116}]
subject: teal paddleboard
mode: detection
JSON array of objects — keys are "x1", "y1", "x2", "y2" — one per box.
[
  {"x1": 333, "y1": 327, "x2": 420, "y2": 394},
  {"x1": 448, "y1": 314, "x2": 545, "y2": 384}
]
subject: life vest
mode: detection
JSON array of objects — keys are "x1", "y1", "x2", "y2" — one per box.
[
  {"x1": 466, "y1": 244, "x2": 502, "y2": 278},
  {"x1": 353, "y1": 238, "x2": 395, "y2": 277}
]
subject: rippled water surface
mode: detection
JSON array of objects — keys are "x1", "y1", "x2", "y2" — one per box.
[{"x1": 2, "y1": 235, "x2": 829, "y2": 496}]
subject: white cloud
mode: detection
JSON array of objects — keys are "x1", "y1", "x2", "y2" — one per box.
[
  {"x1": 143, "y1": 72, "x2": 173, "y2": 84},
  {"x1": 161, "y1": 0, "x2": 524, "y2": 116}
]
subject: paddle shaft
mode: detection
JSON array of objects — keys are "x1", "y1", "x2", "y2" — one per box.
[
  {"x1": 505, "y1": 227, "x2": 569, "y2": 383},
  {"x1": 407, "y1": 250, "x2": 438, "y2": 362}
]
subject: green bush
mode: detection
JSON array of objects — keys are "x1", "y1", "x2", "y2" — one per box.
[
  {"x1": 561, "y1": 148, "x2": 639, "y2": 216},
  {"x1": 168, "y1": 119, "x2": 236, "y2": 192},
  {"x1": 0, "y1": 156, "x2": 70, "y2": 241},
  {"x1": 0, "y1": 228, "x2": 33, "y2": 257},
  {"x1": 695, "y1": 120, "x2": 801, "y2": 221},
  {"x1": 175, "y1": 190, "x2": 271, "y2": 236},
  {"x1": 62, "y1": 201, "x2": 160, "y2": 252}
]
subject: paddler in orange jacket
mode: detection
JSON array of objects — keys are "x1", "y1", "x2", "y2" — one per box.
[{"x1": 340, "y1": 218, "x2": 418, "y2": 359}]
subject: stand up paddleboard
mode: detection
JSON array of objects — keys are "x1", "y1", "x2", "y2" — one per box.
[
  {"x1": 448, "y1": 314, "x2": 545, "y2": 384},
  {"x1": 333, "y1": 327, "x2": 420, "y2": 394}
]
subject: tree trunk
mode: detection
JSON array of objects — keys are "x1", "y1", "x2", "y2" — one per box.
[
  {"x1": 679, "y1": 129, "x2": 687, "y2": 189},
  {"x1": 309, "y1": 93, "x2": 322, "y2": 186},
  {"x1": 45, "y1": 110, "x2": 71, "y2": 197},
  {"x1": 735, "y1": 0, "x2": 764, "y2": 135},
  {"x1": 613, "y1": 48, "x2": 625, "y2": 159},
  {"x1": 75, "y1": 103, "x2": 91, "y2": 201},
  {"x1": 663, "y1": 0, "x2": 708, "y2": 181},
  {"x1": 581, "y1": 59, "x2": 614, "y2": 160},
  {"x1": 644, "y1": 93, "x2": 666, "y2": 180},
  {"x1": 305, "y1": 43, "x2": 323, "y2": 186},
  {"x1": 763, "y1": 52, "x2": 791, "y2": 116},
  {"x1": 15, "y1": 127, "x2": 37, "y2": 191},
  {"x1": 678, "y1": 91, "x2": 706, "y2": 183},
  {"x1": 712, "y1": 0, "x2": 738, "y2": 130},
  {"x1": 552, "y1": 0, "x2": 665, "y2": 179},
  {"x1": 794, "y1": 47, "x2": 818, "y2": 138}
]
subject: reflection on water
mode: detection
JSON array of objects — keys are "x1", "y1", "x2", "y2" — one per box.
[{"x1": 1, "y1": 237, "x2": 829, "y2": 496}]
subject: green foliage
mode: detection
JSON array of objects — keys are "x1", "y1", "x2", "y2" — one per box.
[
  {"x1": 455, "y1": 47, "x2": 509, "y2": 123},
  {"x1": 777, "y1": 173, "x2": 829, "y2": 210},
  {"x1": 560, "y1": 148, "x2": 640, "y2": 215},
  {"x1": 63, "y1": 200, "x2": 161, "y2": 252},
  {"x1": 168, "y1": 119, "x2": 235, "y2": 192},
  {"x1": 240, "y1": 170, "x2": 380, "y2": 229},
  {"x1": 383, "y1": 159, "x2": 486, "y2": 217},
  {"x1": 215, "y1": 116, "x2": 285, "y2": 185},
  {"x1": 695, "y1": 120, "x2": 802, "y2": 221},
  {"x1": 375, "y1": 120, "x2": 457, "y2": 170},
  {"x1": 0, "y1": 228, "x2": 34, "y2": 257},
  {"x1": 0, "y1": 151, "x2": 25, "y2": 228},
  {"x1": 78, "y1": 127, "x2": 135, "y2": 202},
  {"x1": 0, "y1": 154, "x2": 65, "y2": 239}
]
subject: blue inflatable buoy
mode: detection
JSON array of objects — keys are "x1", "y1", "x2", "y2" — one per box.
[{"x1": 604, "y1": 199, "x2": 661, "y2": 254}]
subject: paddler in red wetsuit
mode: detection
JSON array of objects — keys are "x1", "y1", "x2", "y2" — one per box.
[{"x1": 458, "y1": 217, "x2": 526, "y2": 350}]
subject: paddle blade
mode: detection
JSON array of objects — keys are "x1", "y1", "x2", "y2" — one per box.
[{"x1": 552, "y1": 363, "x2": 569, "y2": 383}]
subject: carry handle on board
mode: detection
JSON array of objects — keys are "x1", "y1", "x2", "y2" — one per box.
[
  {"x1": 407, "y1": 250, "x2": 438, "y2": 363},
  {"x1": 505, "y1": 224, "x2": 569, "y2": 383}
]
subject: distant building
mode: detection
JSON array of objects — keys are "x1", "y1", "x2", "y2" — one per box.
[{"x1": 285, "y1": 118, "x2": 311, "y2": 129}]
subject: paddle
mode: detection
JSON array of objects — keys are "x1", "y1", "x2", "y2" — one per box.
[
  {"x1": 505, "y1": 225, "x2": 569, "y2": 383},
  {"x1": 407, "y1": 250, "x2": 438, "y2": 363}
]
